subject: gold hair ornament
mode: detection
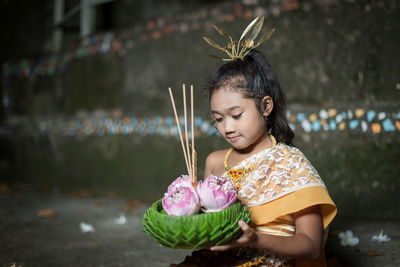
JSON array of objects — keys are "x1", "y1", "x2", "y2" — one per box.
[{"x1": 202, "y1": 16, "x2": 275, "y2": 61}]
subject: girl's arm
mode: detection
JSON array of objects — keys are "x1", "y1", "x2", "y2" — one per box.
[
  {"x1": 211, "y1": 205, "x2": 323, "y2": 260},
  {"x1": 204, "y1": 153, "x2": 214, "y2": 178}
]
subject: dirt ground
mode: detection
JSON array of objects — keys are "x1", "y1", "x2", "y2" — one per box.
[{"x1": 0, "y1": 187, "x2": 399, "y2": 267}]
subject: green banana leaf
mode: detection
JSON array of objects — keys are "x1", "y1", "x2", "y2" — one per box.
[{"x1": 141, "y1": 200, "x2": 251, "y2": 249}]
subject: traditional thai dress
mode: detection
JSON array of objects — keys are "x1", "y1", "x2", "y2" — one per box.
[
  {"x1": 173, "y1": 138, "x2": 336, "y2": 267},
  {"x1": 222, "y1": 138, "x2": 337, "y2": 266}
]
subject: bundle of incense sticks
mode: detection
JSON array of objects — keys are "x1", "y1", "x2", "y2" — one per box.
[{"x1": 168, "y1": 84, "x2": 197, "y2": 185}]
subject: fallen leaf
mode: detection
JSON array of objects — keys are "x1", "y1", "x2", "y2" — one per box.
[
  {"x1": 95, "y1": 200, "x2": 107, "y2": 207},
  {"x1": 282, "y1": 0, "x2": 299, "y2": 11},
  {"x1": 122, "y1": 200, "x2": 139, "y2": 212},
  {"x1": 9, "y1": 261, "x2": 22, "y2": 267},
  {"x1": 106, "y1": 191, "x2": 118, "y2": 198},
  {"x1": 37, "y1": 209, "x2": 56, "y2": 218},
  {"x1": 65, "y1": 189, "x2": 92, "y2": 198},
  {"x1": 330, "y1": 229, "x2": 341, "y2": 237},
  {"x1": 39, "y1": 184, "x2": 53, "y2": 192},
  {"x1": 0, "y1": 207, "x2": 8, "y2": 215},
  {"x1": 367, "y1": 251, "x2": 384, "y2": 256},
  {"x1": 0, "y1": 183, "x2": 11, "y2": 194}
]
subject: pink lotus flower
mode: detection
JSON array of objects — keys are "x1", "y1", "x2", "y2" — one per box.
[
  {"x1": 162, "y1": 175, "x2": 200, "y2": 216},
  {"x1": 197, "y1": 175, "x2": 237, "y2": 213}
]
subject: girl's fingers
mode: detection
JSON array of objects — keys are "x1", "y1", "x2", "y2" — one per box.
[
  {"x1": 239, "y1": 220, "x2": 254, "y2": 237},
  {"x1": 238, "y1": 220, "x2": 250, "y2": 231},
  {"x1": 210, "y1": 240, "x2": 238, "y2": 251},
  {"x1": 239, "y1": 220, "x2": 257, "y2": 244},
  {"x1": 210, "y1": 221, "x2": 253, "y2": 251},
  {"x1": 210, "y1": 245, "x2": 230, "y2": 251}
]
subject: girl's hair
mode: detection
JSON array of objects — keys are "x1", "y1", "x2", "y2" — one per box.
[{"x1": 206, "y1": 50, "x2": 294, "y2": 146}]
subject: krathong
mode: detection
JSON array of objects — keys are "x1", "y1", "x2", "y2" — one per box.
[{"x1": 141, "y1": 84, "x2": 251, "y2": 249}]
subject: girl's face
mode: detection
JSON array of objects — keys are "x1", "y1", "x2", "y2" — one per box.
[{"x1": 210, "y1": 88, "x2": 269, "y2": 152}]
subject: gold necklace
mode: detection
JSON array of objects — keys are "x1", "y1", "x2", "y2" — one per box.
[{"x1": 224, "y1": 135, "x2": 277, "y2": 190}]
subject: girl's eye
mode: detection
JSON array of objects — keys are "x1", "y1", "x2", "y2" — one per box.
[
  {"x1": 232, "y1": 113, "x2": 243, "y2": 119},
  {"x1": 211, "y1": 117, "x2": 222, "y2": 128}
]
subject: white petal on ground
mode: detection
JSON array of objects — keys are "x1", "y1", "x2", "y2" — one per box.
[
  {"x1": 80, "y1": 222, "x2": 95, "y2": 233},
  {"x1": 371, "y1": 230, "x2": 391, "y2": 242},
  {"x1": 115, "y1": 214, "x2": 127, "y2": 225},
  {"x1": 339, "y1": 230, "x2": 359, "y2": 246}
]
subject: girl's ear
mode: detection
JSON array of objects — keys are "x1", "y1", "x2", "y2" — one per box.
[{"x1": 262, "y1": 96, "x2": 273, "y2": 117}]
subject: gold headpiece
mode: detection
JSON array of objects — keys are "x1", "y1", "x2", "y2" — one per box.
[{"x1": 202, "y1": 16, "x2": 275, "y2": 61}]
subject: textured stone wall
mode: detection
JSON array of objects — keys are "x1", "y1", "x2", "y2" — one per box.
[{"x1": 1, "y1": 0, "x2": 399, "y2": 218}]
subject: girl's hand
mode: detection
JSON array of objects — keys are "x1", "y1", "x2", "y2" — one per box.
[{"x1": 210, "y1": 220, "x2": 258, "y2": 251}]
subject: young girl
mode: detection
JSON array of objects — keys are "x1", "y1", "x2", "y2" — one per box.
[{"x1": 175, "y1": 49, "x2": 336, "y2": 267}]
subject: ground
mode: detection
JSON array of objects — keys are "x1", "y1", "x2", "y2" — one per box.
[{"x1": 0, "y1": 188, "x2": 399, "y2": 267}]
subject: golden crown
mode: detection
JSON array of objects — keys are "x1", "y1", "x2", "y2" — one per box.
[{"x1": 202, "y1": 16, "x2": 275, "y2": 61}]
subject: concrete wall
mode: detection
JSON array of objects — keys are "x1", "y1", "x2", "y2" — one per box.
[{"x1": 1, "y1": 0, "x2": 399, "y2": 219}]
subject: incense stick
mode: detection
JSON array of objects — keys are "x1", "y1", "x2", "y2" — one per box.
[
  {"x1": 168, "y1": 87, "x2": 191, "y2": 176},
  {"x1": 190, "y1": 85, "x2": 196, "y2": 183},
  {"x1": 183, "y1": 85, "x2": 192, "y2": 181}
]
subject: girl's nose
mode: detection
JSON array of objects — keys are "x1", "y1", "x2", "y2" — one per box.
[{"x1": 224, "y1": 118, "x2": 235, "y2": 134}]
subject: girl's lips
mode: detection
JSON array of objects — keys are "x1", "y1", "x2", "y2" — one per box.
[{"x1": 227, "y1": 136, "x2": 240, "y2": 142}]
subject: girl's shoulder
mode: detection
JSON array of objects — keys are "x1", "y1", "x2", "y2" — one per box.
[
  {"x1": 274, "y1": 143, "x2": 316, "y2": 169},
  {"x1": 204, "y1": 149, "x2": 230, "y2": 177},
  {"x1": 205, "y1": 149, "x2": 229, "y2": 167},
  {"x1": 276, "y1": 143, "x2": 304, "y2": 156}
]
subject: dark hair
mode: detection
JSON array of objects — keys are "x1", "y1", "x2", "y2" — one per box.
[{"x1": 206, "y1": 50, "x2": 294, "y2": 146}]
